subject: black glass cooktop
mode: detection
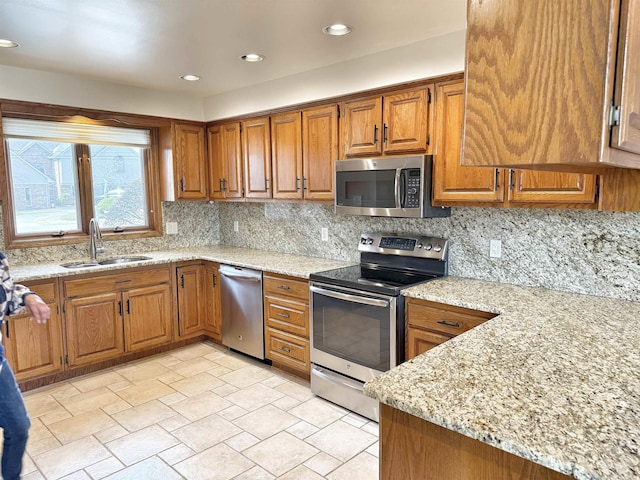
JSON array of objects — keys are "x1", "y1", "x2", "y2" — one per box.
[{"x1": 310, "y1": 264, "x2": 439, "y2": 295}]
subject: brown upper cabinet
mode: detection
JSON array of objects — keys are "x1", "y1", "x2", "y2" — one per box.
[
  {"x1": 433, "y1": 79, "x2": 598, "y2": 208},
  {"x1": 173, "y1": 122, "x2": 208, "y2": 200},
  {"x1": 242, "y1": 116, "x2": 272, "y2": 199},
  {"x1": 341, "y1": 86, "x2": 433, "y2": 158},
  {"x1": 462, "y1": 0, "x2": 640, "y2": 171},
  {"x1": 208, "y1": 122, "x2": 243, "y2": 200},
  {"x1": 271, "y1": 112, "x2": 303, "y2": 200},
  {"x1": 302, "y1": 105, "x2": 339, "y2": 201}
]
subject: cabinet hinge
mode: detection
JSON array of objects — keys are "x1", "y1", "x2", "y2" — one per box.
[
  {"x1": 337, "y1": 105, "x2": 341, "y2": 118},
  {"x1": 428, "y1": 91, "x2": 432, "y2": 104},
  {"x1": 426, "y1": 134, "x2": 430, "y2": 146},
  {"x1": 62, "y1": 303, "x2": 66, "y2": 314},
  {"x1": 610, "y1": 104, "x2": 621, "y2": 127},
  {"x1": 59, "y1": 356, "x2": 63, "y2": 366},
  {"x1": 65, "y1": 355, "x2": 69, "y2": 365}
]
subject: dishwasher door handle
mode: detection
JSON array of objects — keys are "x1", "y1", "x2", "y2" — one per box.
[
  {"x1": 220, "y1": 271, "x2": 261, "y2": 282},
  {"x1": 310, "y1": 285, "x2": 390, "y2": 308}
]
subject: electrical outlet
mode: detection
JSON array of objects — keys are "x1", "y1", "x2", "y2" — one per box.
[
  {"x1": 489, "y1": 239, "x2": 502, "y2": 258},
  {"x1": 166, "y1": 222, "x2": 178, "y2": 235},
  {"x1": 321, "y1": 227, "x2": 329, "y2": 242},
  {"x1": 233, "y1": 221, "x2": 239, "y2": 232}
]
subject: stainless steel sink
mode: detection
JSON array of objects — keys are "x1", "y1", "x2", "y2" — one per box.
[{"x1": 61, "y1": 255, "x2": 151, "y2": 268}]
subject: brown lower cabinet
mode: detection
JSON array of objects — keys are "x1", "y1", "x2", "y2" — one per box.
[
  {"x1": 380, "y1": 404, "x2": 572, "y2": 480},
  {"x1": 176, "y1": 261, "x2": 222, "y2": 340},
  {"x1": 2, "y1": 278, "x2": 64, "y2": 381}
]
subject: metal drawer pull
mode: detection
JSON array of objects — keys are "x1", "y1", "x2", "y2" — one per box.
[
  {"x1": 277, "y1": 285, "x2": 291, "y2": 290},
  {"x1": 277, "y1": 312, "x2": 290, "y2": 318},
  {"x1": 278, "y1": 346, "x2": 292, "y2": 354},
  {"x1": 437, "y1": 320, "x2": 460, "y2": 328}
]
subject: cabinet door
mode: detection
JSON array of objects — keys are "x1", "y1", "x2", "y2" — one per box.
[
  {"x1": 2, "y1": 302, "x2": 63, "y2": 381},
  {"x1": 271, "y1": 112, "x2": 303, "y2": 200},
  {"x1": 65, "y1": 293, "x2": 124, "y2": 367},
  {"x1": 432, "y1": 80, "x2": 505, "y2": 205},
  {"x1": 302, "y1": 105, "x2": 338, "y2": 200},
  {"x1": 222, "y1": 122, "x2": 244, "y2": 199},
  {"x1": 203, "y1": 263, "x2": 222, "y2": 340},
  {"x1": 406, "y1": 328, "x2": 451, "y2": 361},
  {"x1": 124, "y1": 283, "x2": 173, "y2": 352},
  {"x1": 611, "y1": 0, "x2": 640, "y2": 155},
  {"x1": 242, "y1": 116, "x2": 272, "y2": 198},
  {"x1": 207, "y1": 125, "x2": 226, "y2": 200},
  {"x1": 176, "y1": 265, "x2": 205, "y2": 337},
  {"x1": 508, "y1": 169, "x2": 597, "y2": 205},
  {"x1": 383, "y1": 87, "x2": 430, "y2": 154},
  {"x1": 341, "y1": 96, "x2": 383, "y2": 157},
  {"x1": 174, "y1": 123, "x2": 208, "y2": 200}
]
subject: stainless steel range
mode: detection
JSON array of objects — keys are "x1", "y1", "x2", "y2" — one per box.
[{"x1": 309, "y1": 232, "x2": 449, "y2": 421}]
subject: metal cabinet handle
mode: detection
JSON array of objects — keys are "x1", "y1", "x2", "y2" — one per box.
[
  {"x1": 295, "y1": 177, "x2": 300, "y2": 191},
  {"x1": 277, "y1": 285, "x2": 290, "y2": 290},
  {"x1": 494, "y1": 169, "x2": 500, "y2": 191},
  {"x1": 383, "y1": 124, "x2": 388, "y2": 143},
  {"x1": 437, "y1": 320, "x2": 460, "y2": 328},
  {"x1": 373, "y1": 125, "x2": 379, "y2": 143},
  {"x1": 277, "y1": 312, "x2": 291, "y2": 318},
  {"x1": 278, "y1": 346, "x2": 292, "y2": 354}
]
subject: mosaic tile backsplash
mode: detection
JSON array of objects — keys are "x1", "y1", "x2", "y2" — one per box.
[{"x1": 3, "y1": 200, "x2": 640, "y2": 302}]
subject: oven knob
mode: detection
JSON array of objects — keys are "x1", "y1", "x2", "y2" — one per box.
[
  {"x1": 360, "y1": 238, "x2": 367, "y2": 244},
  {"x1": 424, "y1": 243, "x2": 432, "y2": 250},
  {"x1": 367, "y1": 238, "x2": 374, "y2": 245},
  {"x1": 434, "y1": 245, "x2": 442, "y2": 252},
  {"x1": 417, "y1": 243, "x2": 423, "y2": 249}
]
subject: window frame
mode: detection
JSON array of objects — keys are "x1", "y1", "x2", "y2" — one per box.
[{"x1": 0, "y1": 100, "x2": 166, "y2": 249}]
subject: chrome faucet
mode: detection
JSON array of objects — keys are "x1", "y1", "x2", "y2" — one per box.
[{"x1": 89, "y1": 217, "x2": 105, "y2": 261}]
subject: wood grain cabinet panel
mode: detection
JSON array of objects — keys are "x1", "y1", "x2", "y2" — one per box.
[
  {"x1": 302, "y1": 105, "x2": 338, "y2": 200},
  {"x1": 123, "y1": 284, "x2": 173, "y2": 352},
  {"x1": 176, "y1": 264, "x2": 206, "y2": 338},
  {"x1": 271, "y1": 112, "x2": 303, "y2": 200},
  {"x1": 203, "y1": 263, "x2": 222, "y2": 340},
  {"x1": 242, "y1": 116, "x2": 272, "y2": 199},
  {"x1": 508, "y1": 169, "x2": 597, "y2": 204},
  {"x1": 383, "y1": 87, "x2": 430, "y2": 154},
  {"x1": 2, "y1": 279, "x2": 64, "y2": 381},
  {"x1": 208, "y1": 122, "x2": 243, "y2": 200},
  {"x1": 174, "y1": 123, "x2": 207, "y2": 200},
  {"x1": 341, "y1": 96, "x2": 383, "y2": 157}
]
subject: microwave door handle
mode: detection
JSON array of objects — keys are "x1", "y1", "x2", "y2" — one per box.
[
  {"x1": 395, "y1": 168, "x2": 402, "y2": 208},
  {"x1": 310, "y1": 285, "x2": 390, "y2": 308}
]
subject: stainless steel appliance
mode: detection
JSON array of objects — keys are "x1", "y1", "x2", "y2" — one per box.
[
  {"x1": 220, "y1": 264, "x2": 264, "y2": 360},
  {"x1": 334, "y1": 155, "x2": 450, "y2": 218},
  {"x1": 309, "y1": 232, "x2": 449, "y2": 421}
]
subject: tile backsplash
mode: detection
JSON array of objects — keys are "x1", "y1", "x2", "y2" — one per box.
[{"x1": 3, "y1": 200, "x2": 640, "y2": 302}]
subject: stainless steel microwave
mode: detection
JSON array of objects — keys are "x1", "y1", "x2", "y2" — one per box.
[{"x1": 334, "y1": 155, "x2": 451, "y2": 218}]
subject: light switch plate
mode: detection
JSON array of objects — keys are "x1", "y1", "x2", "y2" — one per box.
[
  {"x1": 321, "y1": 227, "x2": 329, "y2": 241},
  {"x1": 233, "y1": 221, "x2": 239, "y2": 232},
  {"x1": 166, "y1": 222, "x2": 178, "y2": 235},
  {"x1": 489, "y1": 239, "x2": 502, "y2": 258}
]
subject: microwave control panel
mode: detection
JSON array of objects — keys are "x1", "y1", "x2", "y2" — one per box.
[{"x1": 405, "y1": 169, "x2": 421, "y2": 208}]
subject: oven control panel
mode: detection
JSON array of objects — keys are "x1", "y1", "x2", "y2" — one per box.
[{"x1": 358, "y1": 232, "x2": 448, "y2": 259}]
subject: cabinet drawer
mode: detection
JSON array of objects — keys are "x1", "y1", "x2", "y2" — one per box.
[
  {"x1": 406, "y1": 327, "x2": 452, "y2": 361},
  {"x1": 21, "y1": 280, "x2": 57, "y2": 304},
  {"x1": 406, "y1": 299, "x2": 496, "y2": 337},
  {"x1": 265, "y1": 327, "x2": 310, "y2": 373},
  {"x1": 263, "y1": 274, "x2": 308, "y2": 301},
  {"x1": 64, "y1": 266, "x2": 171, "y2": 298},
  {"x1": 264, "y1": 297, "x2": 309, "y2": 338}
]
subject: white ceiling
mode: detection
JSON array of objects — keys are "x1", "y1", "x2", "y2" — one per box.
[{"x1": 0, "y1": 0, "x2": 467, "y2": 98}]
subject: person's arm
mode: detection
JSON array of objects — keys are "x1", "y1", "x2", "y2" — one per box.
[{"x1": 1, "y1": 253, "x2": 50, "y2": 323}]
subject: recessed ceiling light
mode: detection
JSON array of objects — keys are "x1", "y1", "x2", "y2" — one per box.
[
  {"x1": 0, "y1": 39, "x2": 19, "y2": 48},
  {"x1": 180, "y1": 74, "x2": 201, "y2": 81},
  {"x1": 241, "y1": 53, "x2": 266, "y2": 62},
  {"x1": 322, "y1": 24, "x2": 352, "y2": 36}
]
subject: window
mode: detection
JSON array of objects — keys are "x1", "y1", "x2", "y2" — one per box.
[{"x1": 2, "y1": 114, "x2": 162, "y2": 247}]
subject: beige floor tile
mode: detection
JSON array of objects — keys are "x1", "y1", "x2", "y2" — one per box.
[
  {"x1": 57, "y1": 388, "x2": 122, "y2": 416},
  {"x1": 260, "y1": 375, "x2": 288, "y2": 388},
  {"x1": 114, "y1": 379, "x2": 176, "y2": 406},
  {"x1": 170, "y1": 391, "x2": 233, "y2": 421},
  {"x1": 33, "y1": 436, "x2": 110, "y2": 480},
  {"x1": 158, "y1": 443, "x2": 196, "y2": 465},
  {"x1": 342, "y1": 412, "x2": 370, "y2": 428},
  {"x1": 23, "y1": 471, "x2": 46, "y2": 480},
  {"x1": 306, "y1": 420, "x2": 377, "y2": 462},
  {"x1": 224, "y1": 431, "x2": 260, "y2": 452},
  {"x1": 27, "y1": 436, "x2": 62, "y2": 457},
  {"x1": 172, "y1": 414, "x2": 242, "y2": 452},
  {"x1": 286, "y1": 420, "x2": 320, "y2": 440},
  {"x1": 118, "y1": 362, "x2": 172, "y2": 384},
  {"x1": 48, "y1": 409, "x2": 116, "y2": 444},
  {"x1": 23, "y1": 394, "x2": 66, "y2": 419},
  {"x1": 102, "y1": 457, "x2": 183, "y2": 480},
  {"x1": 22, "y1": 452, "x2": 38, "y2": 475},
  {"x1": 362, "y1": 421, "x2": 379, "y2": 437},
  {"x1": 224, "y1": 382, "x2": 284, "y2": 411},
  {"x1": 111, "y1": 399, "x2": 176, "y2": 432},
  {"x1": 304, "y1": 452, "x2": 343, "y2": 476},
  {"x1": 28, "y1": 417, "x2": 55, "y2": 443},
  {"x1": 106, "y1": 424, "x2": 179, "y2": 466},
  {"x1": 244, "y1": 432, "x2": 319, "y2": 477},
  {"x1": 271, "y1": 395, "x2": 302, "y2": 411},
  {"x1": 275, "y1": 380, "x2": 315, "y2": 402},
  {"x1": 212, "y1": 383, "x2": 239, "y2": 397},
  {"x1": 71, "y1": 371, "x2": 127, "y2": 393},
  {"x1": 169, "y1": 371, "x2": 225, "y2": 396},
  {"x1": 94, "y1": 425, "x2": 129, "y2": 444},
  {"x1": 279, "y1": 465, "x2": 325, "y2": 480},
  {"x1": 158, "y1": 414, "x2": 192, "y2": 432},
  {"x1": 326, "y1": 452, "x2": 378, "y2": 480},
  {"x1": 159, "y1": 391, "x2": 188, "y2": 405},
  {"x1": 158, "y1": 372, "x2": 185, "y2": 384},
  {"x1": 100, "y1": 400, "x2": 132, "y2": 416},
  {"x1": 59, "y1": 471, "x2": 91, "y2": 480},
  {"x1": 84, "y1": 456, "x2": 125, "y2": 479},
  {"x1": 232, "y1": 465, "x2": 275, "y2": 480},
  {"x1": 216, "y1": 404, "x2": 249, "y2": 421},
  {"x1": 289, "y1": 397, "x2": 347, "y2": 428},
  {"x1": 170, "y1": 357, "x2": 220, "y2": 377},
  {"x1": 105, "y1": 380, "x2": 132, "y2": 393},
  {"x1": 39, "y1": 409, "x2": 73, "y2": 426},
  {"x1": 217, "y1": 365, "x2": 273, "y2": 388},
  {"x1": 171, "y1": 343, "x2": 220, "y2": 361},
  {"x1": 232, "y1": 404, "x2": 299, "y2": 440},
  {"x1": 212, "y1": 354, "x2": 252, "y2": 371},
  {"x1": 174, "y1": 443, "x2": 254, "y2": 480},
  {"x1": 366, "y1": 441, "x2": 379, "y2": 457},
  {"x1": 202, "y1": 350, "x2": 227, "y2": 362},
  {"x1": 38, "y1": 382, "x2": 81, "y2": 402},
  {"x1": 207, "y1": 365, "x2": 232, "y2": 377}
]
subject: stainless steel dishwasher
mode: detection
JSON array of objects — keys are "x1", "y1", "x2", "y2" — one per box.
[{"x1": 219, "y1": 264, "x2": 264, "y2": 360}]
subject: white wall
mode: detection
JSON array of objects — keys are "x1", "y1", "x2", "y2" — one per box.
[
  {"x1": 0, "y1": 64, "x2": 205, "y2": 121},
  {"x1": 203, "y1": 30, "x2": 466, "y2": 121}
]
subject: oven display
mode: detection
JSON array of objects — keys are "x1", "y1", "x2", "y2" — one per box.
[{"x1": 379, "y1": 237, "x2": 416, "y2": 251}]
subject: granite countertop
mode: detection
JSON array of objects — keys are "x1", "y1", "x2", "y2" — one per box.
[
  {"x1": 364, "y1": 276, "x2": 640, "y2": 480},
  {"x1": 10, "y1": 246, "x2": 353, "y2": 283}
]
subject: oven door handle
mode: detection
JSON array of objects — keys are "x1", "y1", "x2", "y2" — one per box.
[
  {"x1": 395, "y1": 168, "x2": 402, "y2": 209},
  {"x1": 310, "y1": 285, "x2": 390, "y2": 308}
]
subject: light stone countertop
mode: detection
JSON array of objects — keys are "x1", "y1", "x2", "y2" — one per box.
[
  {"x1": 10, "y1": 246, "x2": 353, "y2": 283},
  {"x1": 364, "y1": 276, "x2": 640, "y2": 480}
]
